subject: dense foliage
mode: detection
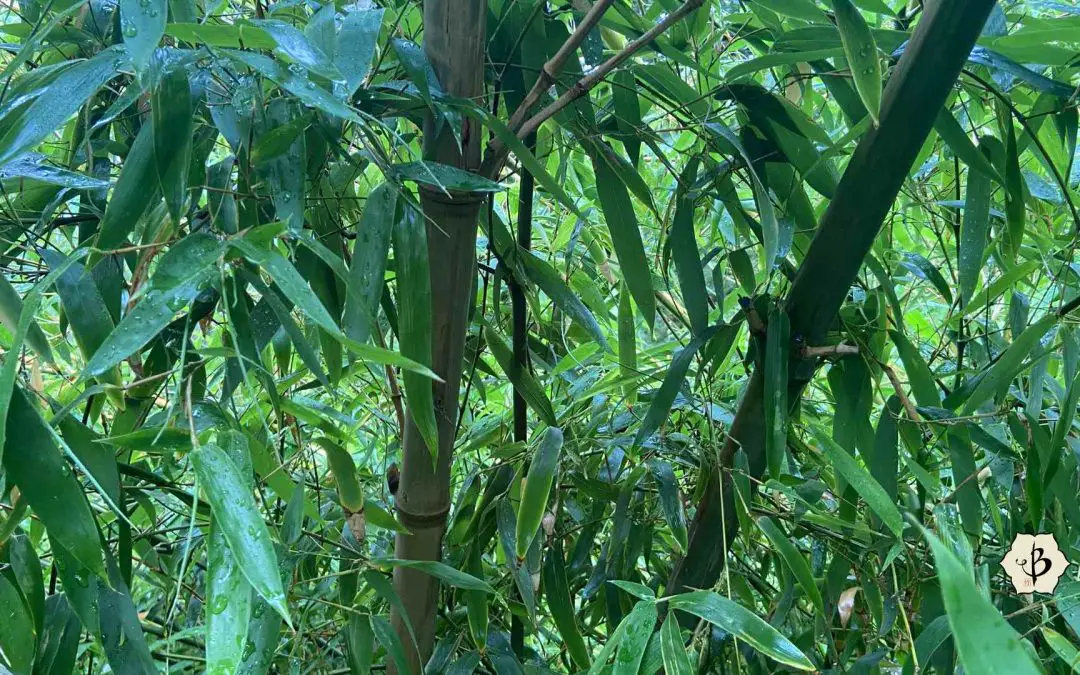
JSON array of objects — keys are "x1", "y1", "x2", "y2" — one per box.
[{"x1": 0, "y1": 0, "x2": 1079, "y2": 673}]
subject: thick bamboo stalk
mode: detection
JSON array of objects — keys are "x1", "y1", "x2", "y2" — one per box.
[
  {"x1": 666, "y1": 0, "x2": 997, "y2": 601},
  {"x1": 388, "y1": 1, "x2": 486, "y2": 672}
]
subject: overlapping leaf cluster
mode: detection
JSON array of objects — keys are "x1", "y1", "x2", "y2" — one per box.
[{"x1": 0, "y1": 0, "x2": 1078, "y2": 673}]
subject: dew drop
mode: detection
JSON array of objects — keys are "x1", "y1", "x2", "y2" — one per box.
[
  {"x1": 242, "y1": 640, "x2": 257, "y2": 659},
  {"x1": 209, "y1": 595, "x2": 229, "y2": 614},
  {"x1": 123, "y1": 23, "x2": 138, "y2": 37}
]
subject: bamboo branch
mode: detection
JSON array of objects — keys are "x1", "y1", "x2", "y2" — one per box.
[
  {"x1": 480, "y1": 0, "x2": 705, "y2": 179},
  {"x1": 881, "y1": 362, "x2": 921, "y2": 424},
  {"x1": 801, "y1": 343, "x2": 859, "y2": 358},
  {"x1": 479, "y1": 0, "x2": 616, "y2": 177},
  {"x1": 507, "y1": 0, "x2": 614, "y2": 134}
]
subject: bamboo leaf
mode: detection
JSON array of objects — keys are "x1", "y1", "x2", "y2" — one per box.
[
  {"x1": 543, "y1": 542, "x2": 591, "y2": 670},
  {"x1": 1043, "y1": 628, "x2": 1080, "y2": 673},
  {"x1": 192, "y1": 443, "x2": 292, "y2": 627},
  {"x1": 119, "y1": 0, "x2": 165, "y2": 70},
  {"x1": 670, "y1": 158, "x2": 708, "y2": 335},
  {"x1": 519, "y1": 250, "x2": 608, "y2": 348},
  {"x1": 648, "y1": 459, "x2": 688, "y2": 553},
  {"x1": 97, "y1": 121, "x2": 159, "y2": 250},
  {"x1": 3, "y1": 385, "x2": 104, "y2": 577},
  {"x1": 0, "y1": 47, "x2": 123, "y2": 168},
  {"x1": 316, "y1": 437, "x2": 364, "y2": 512},
  {"x1": 485, "y1": 327, "x2": 557, "y2": 426},
  {"x1": 756, "y1": 516, "x2": 823, "y2": 613},
  {"x1": 344, "y1": 182, "x2": 396, "y2": 344},
  {"x1": 0, "y1": 273, "x2": 53, "y2": 364},
  {"x1": 961, "y1": 314, "x2": 1056, "y2": 414},
  {"x1": 919, "y1": 523, "x2": 1044, "y2": 674},
  {"x1": 392, "y1": 206, "x2": 439, "y2": 464},
  {"x1": 618, "y1": 284, "x2": 638, "y2": 403},
  {"x1": 765, "y1": 305, "x2": 790, "y2": 479},
  {"x1": 0, "y1": 575, "x2": 34, "y2": 674},
  {"x1": 889, "y1": 329, "x2": 939, "y2": 408},
  {"x1": 248, "y1": 19, "x2": 344, "y2": 81},
  {"x1": 335, "y1": 8, "x2": 384, "y2": 97},
  {"x1": 958, "y1": 143, "x2": 993, "y2": 308},
  {"x1": 659, "y1": 614, "x2": 693, "y2": 675},
  {"x1": 515, "y1": 427, "x2": 563, "y2": 558},
  {"x1": 811, "y1": 425, "x2": 905, "y2": 538},
  {"x1": 613, "y1": 600, "x2": 657, "y2": 675},
  {"x1": 590, "y1": 146, "x2": 655, "y2": 328},
  {"x1": 664, "y1": 591, "x2": 815, "y2": 670},
  {"x1": 934, "y1": 109, "x2": 1004, "y2": 184},
  {"x1": 206, "y1": 515, "x2": 253, "y2": 675},
  {"x1": 633, "y1": 325, "x2": 720, "y2": 448},
  {"x1": 832, "y1": 0, "x2": 882, "y2": 124},
  {"x1": 378, "y1": 559, "x2": 495, "y2": 593},
  {"x1": 152, "y1": 56, "x2": 193, "y2": 223},
  {"x1": 82, "y1": 268, "x2": 211, "y2": 379}
]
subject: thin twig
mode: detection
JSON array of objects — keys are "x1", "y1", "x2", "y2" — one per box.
[{"x1": 480, "y1": 0, "x2": 704, "y2": 179}]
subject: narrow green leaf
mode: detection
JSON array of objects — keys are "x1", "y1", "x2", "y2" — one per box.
[
  {"x1": 464, "y1": 543, "x2": 488, "y2": 650},
  {"x1": 369, "y1": 615, "x2": 412, "y2": 675},
  {"x1": 206, "y1": 517, "x2": 253, "y2": 675},
  {"x1": 392, "y1": 206, "x2": 439, "y2": 464},
  {"x1": 316, "y1": 437, "x2": 364, "y2": 512},
  {"x1": 152, "y1": 57, "x2": 193, "y2": 223},
  {"x1": 192, "y1": 443, "x2": 291, "y2": 627},
  {"x1": 633, "y1": 325, "x2": 720, "y2": 448},
  {"x1": 0, "y1": 273, "x2": 53, "y2": 364},
  {"x1": 665, "y1": 591, "x2": 815, "y2": 670},
  {"x1": 613, "y1": 600, "x2": 657, "y2": 675},
  {"x1": 344, "y1": 182, "x2": 396, "y2": 344},
  {"x1": 765, "y1": 305, "x2": 790, "y2": 479},
  {"x1": 756, "y1": 516, "x2": 823, "y2": 613},
  {"x1": 378, "y1": 559, "x2": 495, "y2": 594},
  {"x1": 1043, "y1": 628, "x2": 1080, "y2": 673},
  {"x1": 590, "y1": 147, "x2": 655, "y2": 328},
  {"x1": 248, "y1": 18, "x2": 343, "y2": 81},
  {"x1": 82, "y1": 270, "x2": 210, "y2": 379},
  {"x1": 832, "y1": 0, "x2": 881, "y2": 124},
  {"x1": 97, "y1": 121, "x2": 159, "y2": 250},
  {"x1": 889, "y1": 330, "x2": 939, "y2": 408},
  {"x1": 543, "y1": 542, "x2": 590, "y2": 669},
  {"x1": 934, "y1": 109, "x2": 1004, "y2": 184},
  {"x1": 618, "y1": 284, "x2": 637, "y2": 403},
  {"x1": 706, "y1": 122, "x2": 780, "y2": 267},
  {"x1": 3, "y1": 385, "x2": 104, "y2": 577},
  {"x1": 345, "y1": 613, "x2": 374, "y2": 675},
  {"x1": 0, "y1": 47, "x2": 123, "y2": 168},
  {"x1": 485, "y1": 327, "x2": 557, "y2": 426},
  {"x1": 394, "y1": 161, "x2": 504, "y2": 193},
  {"x1": 119, "y1": 0, "x2": 165, "y2": 70},
  {"x1": 0, "y1": 575, "x2": 34, "y2": 674},
  {"x1": 516, "y1": 427, "x2": 563, "y2": 558},
  {"x1": 519, "y1": 250, "x2": 607, "y2": 348},
  {"x1": 670, "y1": 158, "x2": 708, "y2": 335},
  {"x1": 958, "y1": 145, "x2": 993, "y2": 308},
  {"x1": 919, "y1": 523, "x2": 1043, "y2": 674},
  {"x1": 648, "y1": 459, "x2": 688, "y2": 553},
  {"x1": 812, "y1": 425, "x2": 905, "y2": 538},
  {"x1": 659, "y1": 614, "x2": 693, "y2": 675},
  {"x1": 727, "y1": 49, "x2": 845, "y2": 81},
  {"x1": 1002, "y1": 112, "x2": 1026, "y2": 259},
  {"x1": 961, "y1": 314, "x2": 1056, "y2": 414},
  {"x1": 335, "y1": 9, "x2": 384, "y2": 97}
]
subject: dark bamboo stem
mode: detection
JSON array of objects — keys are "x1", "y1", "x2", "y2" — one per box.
[{"x1": 665, "y1": 0, "x2": 998, "y2": 602}]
